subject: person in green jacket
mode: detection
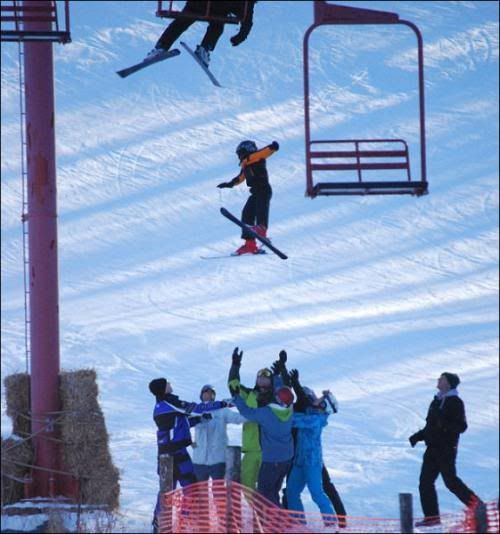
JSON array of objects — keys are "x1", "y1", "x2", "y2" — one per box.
[{"x1": 227, "y1": 347, "x2": 288, "y2": 489}]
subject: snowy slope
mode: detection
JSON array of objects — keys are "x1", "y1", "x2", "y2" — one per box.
[{"x1": 1, "y1": 1, "x2": 498, "y2": 531}]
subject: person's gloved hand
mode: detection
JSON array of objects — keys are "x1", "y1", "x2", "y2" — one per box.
[
  {"x1": 184, "y1": 402, "x2": 197, "y2": 414},
  {"x1": 202, "y1": 413, "x2": 213, "y2": 420},
  {"x1": 271, "y1": 360, "x2": 280, "y2": 375},
  {"x1": 409, "y1": 433, "x2": 419, "y2": 448},
  {"x1": 217, "y1": 182, "x2": 232, "y2": 189},
  {"x1": 221, "y1": 398, "x2": 234, "y2": 407},
  {"x1": 232, "y1": 347, "x2": 243, "y2": 367},
  {"x1": 230, "y1": 33, "x2": 246, "y2": 46},
  {"x1": 289, "y1": 368, "x2": 299, "y2": 383},
  {"x1": 279, "y1": 350, "x2": 287, "y2": 365},
  {"x1": 271, "y1": 141, "x2": 279, "y2": 151}
]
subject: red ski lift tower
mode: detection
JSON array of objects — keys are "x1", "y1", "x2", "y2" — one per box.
[
  {"x1": 156, "y1": 0, "x2": 250, "y2": 24},
  {"x1": 303, "y1": 1, "x2": 428, "y2": 198},
  {"x1": 1, "y1": 1, "x2": 73, "y2": 498}
]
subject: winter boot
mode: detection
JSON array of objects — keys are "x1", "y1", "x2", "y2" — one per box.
[
  {"x1": 195, "y1": 45, "x2": 210, "y2": 67},
  {"x1": 145, "y1": 47, "x2": 167, "y2": 61},
  {"x1": 415, "y1": 516, "x2": 441, "y2": 527},
  {"x1": 251, "y1": 224, "x2": 267, "y2": 239},
  {"x1": 234, "y1": 239, "x2": 258, "y2": 255}
]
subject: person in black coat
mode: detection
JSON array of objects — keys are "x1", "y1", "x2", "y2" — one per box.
[
  {"x1": 409, "y1": 372, "x2": 483, "y2": 527},
  {"x1": 147, "y1": 1, "x2": 256, "y2": 66}
]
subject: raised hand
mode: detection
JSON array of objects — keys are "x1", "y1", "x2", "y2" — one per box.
[{"x1": 232, "y1": 347, "x2": 243, "y2": 367}]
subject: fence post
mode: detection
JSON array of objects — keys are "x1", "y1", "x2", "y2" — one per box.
[
  {"x1": 474, "y1": 500, "x2": 488, "y2": 533},
  {"x1": 226, "y1": 445, "x2": 241, "y2": 482},
  {"x1": 399, "y1": 493, "x2": 413, "y2": 534},
  {"x1": 159, "y1": 454, "x2": 173, "y2": 492},
  {"x1": 158, "y1": 454, "x2": 173, "y2": 531},
  {"x1": 225, "y1": 446, "x2": 241, "y2": 533}
]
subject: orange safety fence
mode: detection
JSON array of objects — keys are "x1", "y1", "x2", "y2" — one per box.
[{"x1": 158, "y1": 480, "x2": 499, "y2": 533}]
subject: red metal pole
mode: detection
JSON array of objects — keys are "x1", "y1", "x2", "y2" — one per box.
[{"x1": 23, "y1": 0, "x2": 61, "y2": 497}]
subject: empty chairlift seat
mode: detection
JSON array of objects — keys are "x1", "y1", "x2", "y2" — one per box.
[
  {"x1": 303, "y1": 1, "x2": 428, "y2": 198},
  {"x1": 308, "y1": 138, "x2": 427, "y2": 196}
]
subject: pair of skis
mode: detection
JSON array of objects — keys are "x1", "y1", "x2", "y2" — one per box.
[
  {"x1": 117, "y1": 42, "x2": 221, "y2": 87},
  {"x1": 201, "y1": 208, "x2": 288, "y2": 260}
]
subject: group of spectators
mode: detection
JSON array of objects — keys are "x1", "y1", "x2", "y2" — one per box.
[{"x1": 149, "y1": 349, "x2": 483, "y2": 531}]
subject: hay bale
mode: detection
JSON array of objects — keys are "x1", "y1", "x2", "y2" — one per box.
[
  {"x1": 1, "y1": 436, "x2": 33, "y2": 505},
  {"x1": 59, "y1": 369, "x2": 120, "y2": 510},
  {"x1": 4, "y1": 373, "x2": 31, "y2": 437}
]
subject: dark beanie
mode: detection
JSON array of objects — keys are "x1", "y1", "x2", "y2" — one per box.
[
  {"x1": 442, "y1": 372, "x2": 460, "y2": 389},
  {"x1": 149, "y1": 378, "x2": 167, "y2": 398}
]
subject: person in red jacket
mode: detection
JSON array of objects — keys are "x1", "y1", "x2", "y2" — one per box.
[{"x1": 218, "y1": 140, "x2": 279, "y2": 255}]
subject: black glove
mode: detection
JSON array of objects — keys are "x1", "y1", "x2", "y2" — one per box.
[
  {"x1": 409, "y1": 433, "x2": 419, "y2": 448},
  {"x1": 202, "y1": 413, "x2": 213, "y2": 420},
  {"x1": 271, "y1": 360, "x2": 280, "y2": 375},
  {"x1": 184, "y1": 402, "x2": 197, "y2": 414},
  {"x1": 289, "y1": 368, "x2": 299, "y2": 384},
  {"x1": 232, "y1": 347, "x2": 243, "y2": 367},
  {"x1": 279, "y1": 350, "x2": 287, "y2": 364},
  {"x1": 271, "y1": 141, "x2": 279, "y2": 151},
  {"x1": 217, "y1": 182, "x2": 232, "y2": 189},
  {"x1": 230, "y1": 33, "x2": 245, "y2": 46},
  {"x1": 220, "y1": 400, "x2": 228, "y2": 408}
]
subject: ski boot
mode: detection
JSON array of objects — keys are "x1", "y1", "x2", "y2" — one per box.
[{"x1": 234, "y1": 238, "x2": 258, "y2": 255}]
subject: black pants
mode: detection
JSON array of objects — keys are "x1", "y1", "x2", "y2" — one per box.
[
  {"x1": 241, "y1": 187, "x2": 272, "y2": 239},
  {"x1": 419, "y1": 446, "x2": 477, "y2": 517},
  {"x1": 157, "y1": 1, "x2": 226, "y2": 51},
  {"x1": 322, "y1": 465, "x2": 346, "y2": 518}
]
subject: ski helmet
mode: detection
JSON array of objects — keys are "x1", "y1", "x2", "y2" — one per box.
[
  {"x1": 236, "y1": 140, "x2": 257, "y2": 160},
  {"x1": 302, "y1": 386, "x2": 318, "y2": 403},
  {"x1": 200, "y1": 384, "x2": 216, "y2": 401},
  {"x1": 322, "y1": 392, "x2": 338, "y2": 414},
  {"x1": 275, "y1": 386, "x2": 294, "y2": 407}
]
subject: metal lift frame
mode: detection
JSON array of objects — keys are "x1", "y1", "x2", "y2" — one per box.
[
  {"x1": 156, "y1": 0, "x2": 248, "y2": 25},
  {"x1": 1, "y1": 0, "x2": 71, "y2": 43},
  {"x1": 304, "y1": 1, "x2": 427, "y2": 198}
]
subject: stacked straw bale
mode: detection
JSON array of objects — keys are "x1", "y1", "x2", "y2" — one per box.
[
  {"x1": 59, "y1": 369, "x2": 120, "y2": 510},
  {"x1": 4, "y1": 372, "x2": 31, "y2": 437},
  {"x1": 1, "y1": 437, "x2": 32, "y2": 505},
  {"x1": 2, "y1": 373, "x2": 33, "y2": 505}
]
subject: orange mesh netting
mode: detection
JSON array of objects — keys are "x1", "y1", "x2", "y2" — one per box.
[{"x1": 158, "y1": 479, "x2": 498, "y2": 533}]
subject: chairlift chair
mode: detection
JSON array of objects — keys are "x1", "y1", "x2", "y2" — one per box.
[
  {"x1": 156, "y1": 0, "x2": 249, "y2": 25},
  {"x1": 0, "y1": 0, "x2": 71, "y2": 43},
  {"x1": 303, "y1": 1, "x2": 428, "y2": 198}
]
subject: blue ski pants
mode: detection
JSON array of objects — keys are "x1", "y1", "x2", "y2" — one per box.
[{"x1": 286, "y1": 462, "x2": 334, "y2": 515}]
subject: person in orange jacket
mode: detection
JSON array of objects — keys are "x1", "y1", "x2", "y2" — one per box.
[{"x1": 217, "y1": 140, "x2": 279, "y2": 255}]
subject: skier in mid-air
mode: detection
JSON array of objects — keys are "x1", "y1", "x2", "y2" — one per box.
[
  {"x1": 147, "y1": 0, "x2": 256, "y2": 67},
  {"x1": 217, "y1": 140, "x2": 279, "y2": 255}
]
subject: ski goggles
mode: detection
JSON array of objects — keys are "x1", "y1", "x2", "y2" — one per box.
[
  {"x1": 257, "y1": 368, "x2": 272, "y2": 378},
  {"x1": 322, "y1": 392, "x2": 338, "y2": 414}
]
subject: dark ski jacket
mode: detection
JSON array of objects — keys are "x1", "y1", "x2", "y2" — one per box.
[
  {"x1": 152, "y1": 393, "x2": 225, "y2": 454},
  {"x1": 229, "y1": 143, "x2": 279, "y2": 192},
  {"x1": 412, "y1": 390, "x2": 467, "y2": 448}
]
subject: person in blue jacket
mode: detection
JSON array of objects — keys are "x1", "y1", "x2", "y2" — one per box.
[
  {"x1": 282, "y1": 368, "x2": 344, "y2": 529},
  {"x1": 286, "y1": 388, "x2": 336, "y2": 518},
  {"x1": 232, "y1": 384, "x2": 294, "y2": 507},
  {"x1": 149, "y1": 377, "x2": 228, "y2": 532},
  {"x1": 284, "y1": 368, "x2": 347, "y2": 528}
]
